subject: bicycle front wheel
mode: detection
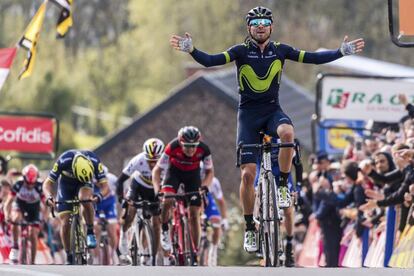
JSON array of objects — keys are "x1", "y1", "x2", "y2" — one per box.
[
  {"x1": 137, "y1": 220, "x2": 156, "y2": 266},
  {"x1": 182, "y1": 218, "x2": 197, "y2": 266},
  {"x1": 70, "y1": 216, "x2": 87, "y2": 265},
  {"x1": 268, "y1": 175, "x2": 282, "y2": 267}
]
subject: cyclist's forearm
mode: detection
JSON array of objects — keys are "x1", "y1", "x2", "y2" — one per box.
[
  {"x1": 190, "y1": 48, "x2": 227, "y2": 67},
  {"x1": 152, "y1": 165, "x2": 162, "y2": 194},
  {"x1": 302, "y1": 49, "x2": 342, "y2": 64},
  {"x1": 217, "y1": 198, "x2": 228, "y2": 219},
  {"x1": 42, "y1": 178, "x2": 55, "y2": 197},
  {"x1": 202, "y1": 168, "x2": 214, "y2": 187}
]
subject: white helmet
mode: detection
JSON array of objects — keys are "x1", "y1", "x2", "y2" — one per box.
[{"x1": 143, "y1": 138, "x2": 165, "y2": 161}]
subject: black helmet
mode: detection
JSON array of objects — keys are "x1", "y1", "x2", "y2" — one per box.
[
  {"x1": 178, "y1": 126, "x2": 201, "y2": 146},
  {"x1": 245, "y1": 6, "x2": 273, "y2": 24}
]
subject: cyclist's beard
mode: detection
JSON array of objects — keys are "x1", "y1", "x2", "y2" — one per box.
[{"x1": 249, "y1": 29, "x2": 271, "y2": 45}]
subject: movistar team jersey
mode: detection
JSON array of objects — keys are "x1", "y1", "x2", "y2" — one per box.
[
  {"x1": 190, "y1": 40, "x2": 342, "y2": 109},
  {"x1": 47, "y1": 149, "x2": 106, "y2": 184}
]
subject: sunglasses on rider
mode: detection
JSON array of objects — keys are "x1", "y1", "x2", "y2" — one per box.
[{"x1": 249, "y1": 18, "x2": 272, "y2": 27}]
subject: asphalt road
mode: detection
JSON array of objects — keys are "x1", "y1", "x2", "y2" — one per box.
[{"x1": 1, "y1": 266, "x2": 414, "y2": 276}]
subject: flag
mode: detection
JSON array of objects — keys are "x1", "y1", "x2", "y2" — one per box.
[
  {"x1": 51, "y1": 0, "x2": 73, "y2": 38},
  {"x1": 0, "y1": 48, "x2": 17, "y2": 91},
  {"x1": 18, "y1": 1, "x2": 47, "y2": 80}
]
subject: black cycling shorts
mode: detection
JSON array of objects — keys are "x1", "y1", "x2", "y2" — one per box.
[
  {"x1": 237, "y1": 105, "x2": 293, "y2": 164},
  {"x1": 126, "y1": 179, "x2": 160, "y2": 216},
  {"x1": 161, "y1": 166, "x2": 202, "y2": 207}
]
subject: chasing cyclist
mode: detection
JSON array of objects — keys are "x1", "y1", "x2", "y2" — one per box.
[
  {"x1": 200, "y1": 163, "x2": 229, "y2": 266},
  {"x1": 115, "y1": 138, "x2": 165, "y2": 264},
  {"x1": 4, "y1": 164, "x2": 44, "y2": 264},
  {"x1": 170, "y1": 6, "x2": 364, "y2": 252},
  {"x1": 152, "y1": 126, "x2": 214, "y2": 264},
  {"x1": 93, "y1": 165, "x2": 118, "y2": 264},
  {"x1": 42, "y1": 150, "x2": 110, "y2": 265}
]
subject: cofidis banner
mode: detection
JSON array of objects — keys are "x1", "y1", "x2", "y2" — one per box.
[{"x1": 0, "y1": 114, "x2": 56, "y2": 154}]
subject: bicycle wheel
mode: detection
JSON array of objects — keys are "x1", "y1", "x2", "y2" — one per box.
[
  {"x1": 70, "y1": 216, "x2": 88, "y2": 265},
  {"x1": 20, "y1": 236, "x2": 28, "y2": 264},
  {"x1": 100, "y1": 237, "x2": 111, "y2": 265},
  {"x1": 130, "y1": 234, "x2": 138, "y2": 266},
  {"x1": 182, "y1": 217, "x2": 197, "y2": 266},
  {"x1": 138, "y1": 220, "x2": 156, "y2": 266},
  {"x1": 198, "y1": 238, "x2": 209, "y2": 266},
  {"x1": 267, "y1": 173, "x2": 282, "y2": 267}
]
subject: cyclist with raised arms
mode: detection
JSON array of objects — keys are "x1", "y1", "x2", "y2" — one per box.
[
  {"x1": 42, "y1": 150, "x2": 109, "y2": 265},
  {"x1": 115, "y1": 138, "x2": 165, "y2": 264},
  {"x1": 152, "y1": 126, "x2": 214, "y2": 264},
  {"x1": 170, "y1": 6, "x2": 364, "y2": 252},
  {"x1": 4, "y1": 164, "x2": 44, "y2": 264}
]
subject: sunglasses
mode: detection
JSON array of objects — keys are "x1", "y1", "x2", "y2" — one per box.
[
  {"x1": 249, "y1": 18, "x2": 272, "y2": 27},
  {"x1": 182, "y1": 143, "x2": 198, "y2": 148}
]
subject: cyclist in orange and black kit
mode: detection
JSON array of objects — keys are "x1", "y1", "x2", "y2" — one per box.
[
  {"x1": 152, "y1": 126, "x2": 214, "y2": 263},
  {"x1": 4, "y1": 164, "x2": 44, "y2": 264}
]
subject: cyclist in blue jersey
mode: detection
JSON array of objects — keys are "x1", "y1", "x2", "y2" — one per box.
[
  {"x1": 170, "y1": 6, "x2": 364, "y2": 253},
  {"x1": 42, "y1": 150, "x2": 110, "y2": 265}
]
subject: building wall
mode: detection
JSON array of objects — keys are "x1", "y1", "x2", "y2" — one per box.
[{"x1": 98, "y1": 82, "x2": 240, "y2": 196}]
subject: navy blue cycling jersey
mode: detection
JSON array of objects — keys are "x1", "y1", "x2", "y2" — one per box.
[
  {"x1": 190, "y1": 40, "x2": 342, "y2": 109},
  {"x1": 47, "y1": 149, "x2": 106, "y2": 184}
]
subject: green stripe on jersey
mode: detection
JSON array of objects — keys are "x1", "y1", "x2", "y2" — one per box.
[
  {"x1": 298, "y1": 50, "x2": 305, "y2": 63},
  {"x1": 223, "y1": 52, "x2": 230, "y2": 63}
]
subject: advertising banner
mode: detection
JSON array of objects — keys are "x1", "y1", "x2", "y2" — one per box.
[
  {"x1": 319, "y1": 76, "x2": 414, "y2": 123},
  {"x1": 0, "y1": 115, "x2": 56, "y2": 155}
]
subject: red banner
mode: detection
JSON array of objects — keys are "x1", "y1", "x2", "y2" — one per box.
[{"x1": 0, "y1": 115, "x2": 55, "y2": 154}]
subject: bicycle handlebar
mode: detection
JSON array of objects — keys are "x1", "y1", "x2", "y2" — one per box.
[
  {"x1": 236, "y1": 141, "x2": 297, "y2": 167},
  {"x1": 131, "y1": 200, "x2": 160, "y2": 209},
  {"x1": 49, "y1": 199, "x2": 94, "y2": 218},
  {"x1": 159, "y1": 190, "x2": 205, "y2": 200}
]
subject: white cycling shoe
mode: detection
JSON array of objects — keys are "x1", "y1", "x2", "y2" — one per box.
[
  {"x1": 278, "y1": 186, "x2": 292, "y2": 208},
  {"x1": 161, "y1": 230, "x2": 172, "y2": 251},
  {"x1": 243, "y1": 230, "x2": 258, "y2": 253}
]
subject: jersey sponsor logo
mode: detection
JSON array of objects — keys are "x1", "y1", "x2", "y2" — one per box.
[
  {"x1": 239, "y1": 59, "x2": 282, "y2": 93},
  {"x1": 98, "y1": 163, "x2": 104, "y2": 173},
  {"x1": 52, "y1": 162, "x2": 59, "y2": 172}
]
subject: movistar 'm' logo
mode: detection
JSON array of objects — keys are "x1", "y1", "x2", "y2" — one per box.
[{"x1": 239, "y1": 60, "x2": 282, "y2": 93}]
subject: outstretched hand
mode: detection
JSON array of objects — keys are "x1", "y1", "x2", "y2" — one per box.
[
  {"x1": 169, "y1": 32, "x2": 194, "y2": 53},
  {"x1": 340, "y1": 35, "x2": 365, "y2": 55}
]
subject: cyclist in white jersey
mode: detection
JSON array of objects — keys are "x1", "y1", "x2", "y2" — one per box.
[{"x1": 115, "y1": 138, "x2": 165, "y2": 262}]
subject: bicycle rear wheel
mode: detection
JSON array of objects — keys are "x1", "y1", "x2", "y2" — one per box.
[
  {"x1": 20, "y1": 236, "x2": 28, "y2": 264},
  {"x1": 198, "y1": 238, "x2": 209, "y2": 266}
]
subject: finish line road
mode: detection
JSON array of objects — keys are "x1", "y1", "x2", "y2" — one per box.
[{"x1": 0, "y1": 266, "x2": 414, "y2": 276}]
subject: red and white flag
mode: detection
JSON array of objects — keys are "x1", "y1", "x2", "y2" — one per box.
[{"x1": 0, "y1": 48, "x2": 17, "y2": 91}]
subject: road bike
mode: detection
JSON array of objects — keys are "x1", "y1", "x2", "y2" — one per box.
[
  {"x1": 51, "y1": 198, "x2": 93, "y2": 265},
  {"x1": 237, "y1": 135, "x2": 300, "y2": 267},
  {"x1": 162, "y1": 190, "x2": 205, "y2": 266},
  {"x1": 9, "y1": 220, "x2": 38, "y2": 264},
  {"x1": 129, "y1": 199, "x2": 158, "y2": 266}
]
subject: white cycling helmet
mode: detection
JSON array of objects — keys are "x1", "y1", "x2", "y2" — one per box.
[{"x1": 143, "y1": 138, "x2": 165, "y2": 161}]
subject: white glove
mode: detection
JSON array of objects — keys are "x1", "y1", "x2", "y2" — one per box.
[
  {"x1": 340, "y1": 40, "x2": 356, "y2": 55},
  {"x1": 178, "y1": 37, "x2": 194, "y2": 53},
  {"x1": 221, "y1": 218, "x2": 229, "y2": 231}
]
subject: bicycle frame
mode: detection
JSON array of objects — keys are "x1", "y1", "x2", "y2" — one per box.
[{"x1": 163, "y1": 191, "x2": 203, "y2": 266}]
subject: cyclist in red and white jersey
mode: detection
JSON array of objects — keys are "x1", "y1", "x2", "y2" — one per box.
[
  {"x1": 152, "y1": 126, "x2": 214, "y2": 259},
  {"x1": 4, "y1": 164, "x2": 44, "y2": 264}
]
